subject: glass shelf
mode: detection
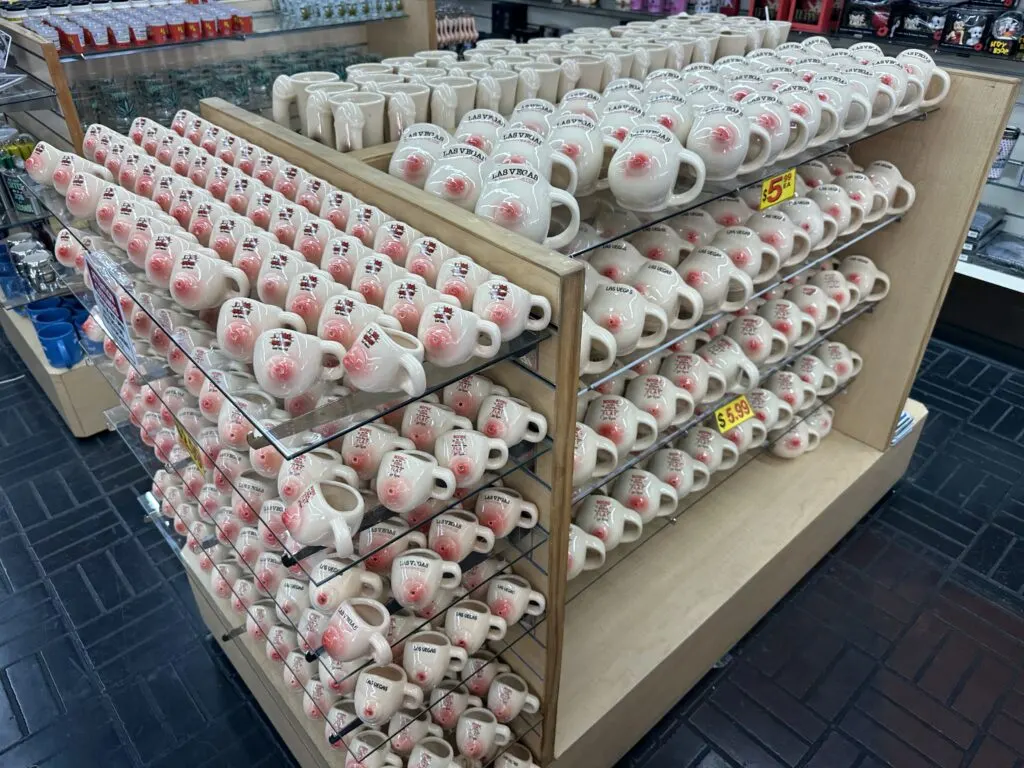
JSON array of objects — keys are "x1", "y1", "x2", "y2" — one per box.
[
  {"x1": 58, "y1": 11, "x2": 407, "y2": 62},
  {"x1": 567, "y1": 387, "x2": 848, "y2": 603},
  {"x1": 27, "y1": 185, "x2": 552, "y2": 461},
  {"x1": 572, "y1": 300, "x2": 876, "y2": 503},
  {"x1": 567, "y1": 106, "x2": 936, "y2": 259},
  {"x1": 482, "y1": 0, "x2": 669, "y2": 22},
  {"x1": 580, "y1": 213, "x2": 901, "y2": 396},
  {"x1": 87, "y1": 333, "x2": 552, "y2": 589},
  {"x1": 0, "y1": 66, "x2": 58, "y2": 112}
]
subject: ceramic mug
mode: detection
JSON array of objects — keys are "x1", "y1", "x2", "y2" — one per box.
[{"x1": 607, "y1": 123, "x2": 706, "y2": 211}]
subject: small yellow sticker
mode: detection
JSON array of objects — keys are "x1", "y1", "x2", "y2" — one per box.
[
  {"x1": 759, "y1": 168, "x2": 797, "y2": 210},
  {"x1": 175, "y1": 418, "x2": 203, "y2": 470},
  {"x1": 714, "y1": 395, "x2": 755, "y2": 433}
]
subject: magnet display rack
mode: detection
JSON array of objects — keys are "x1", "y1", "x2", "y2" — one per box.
[{"x1": 35, "y1": 62, "x2": 1013, "y2": 768}]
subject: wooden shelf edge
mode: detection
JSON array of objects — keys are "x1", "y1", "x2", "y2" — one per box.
[{"x1": 552, "y1": 402, "x2": 928, "y2": 766}]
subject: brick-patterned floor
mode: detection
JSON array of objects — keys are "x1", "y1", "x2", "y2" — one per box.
[{"x1": 0, "y1": 331, "x2": 1020, "y2": 767}]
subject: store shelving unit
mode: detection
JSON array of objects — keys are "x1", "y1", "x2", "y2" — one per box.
[
  {"x1": 955, "y1": 259, "x2": 1024, "y2": 293},
  {"x1": 183, "y1": 65, "x2": 1013, "y2": 766},
  {"x1": 26, "y1": 55, "x2": 1010, "y2": 766}
]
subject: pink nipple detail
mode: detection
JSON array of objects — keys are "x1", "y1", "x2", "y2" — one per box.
[
  {"x1": 602, "y1": 312, "x2": 624, "y2": 331},
  {"x1": 444, "y1": 176, "x2": 467, "y2": 197},
  {"x1": 432, "y1": 536, "x2": 459, "y2": 561},
  {"x1": 626, "y1": 152, "x2": 651, "y2": 175},
  {"x1": 710, "y1": 125, "x2": 736, "y2": 146},
  {"x1": 450, "y1": 458, "x2": 475, "y2": 479},
  {"x1": 424, "y1": 325, "x2": 454, "y2": 352},
  {"x1": 357, "y1": 281, "x2": 384, "y2": 305},
  {"x1": 684, "y1": 271, "x2": 704, "y2": 287},
  {"x1": 403, "y1": 153, "x2": 426, "y2": 178},
  {"x1": 273, "y1": 224, "x2": 296, "y2": 245},
  {"x1": 597, "y1": 422, "x2": 625, "y2": 444},
  {"x1": 482, "y1": 419, "x2": 506, "y2": 439},
  {"x1": 497, "y1": 200, "x2": 524, "y2": 224},
  {"x1": 289, "y1": 294, "x2": 320, "y2": 323},
  {"x1": 378, "y1": 240, "x2": 405, "y2": 261},
  {"x1": 268, "y1": 356, "x2": 297, "y2": 383},
  {"x1": 172, "y1": 274, "x2": 199, "y2": 301},
  {"x1": 379, "y1": 477, "x2": 410, "y2": 507}
]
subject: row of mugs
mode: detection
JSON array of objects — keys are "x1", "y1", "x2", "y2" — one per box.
[
  {"x1": 576, "y1": 334, "x2": 863, "y2": 463},
  {"x1": 567, "y1": 396, "x2": 837, "y2": 577}
]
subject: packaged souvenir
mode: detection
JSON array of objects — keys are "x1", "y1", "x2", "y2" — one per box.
[
  {"x1": 987, "y1": 10, "x2": 1023, "y2": 55},
  {"x1": 841, "y1": 0, "x2": 894, "y2": 36},
  {"x1": 892, "y1": 0, "x2": 954, "y2": 41},
  {"x1": 942, "y1": 6, "x2": 996, "y2": 51}
]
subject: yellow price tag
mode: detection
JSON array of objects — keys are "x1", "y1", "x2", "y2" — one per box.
[
  {"x1": 175, "y1": 417, "x2": 204, "y2": 470},
  {"x1": 714, "y1": 395, "x2": 755, "y2": 433},
  {"x1": 759, "y1": 168, "x2": 797, "y2": 210}
]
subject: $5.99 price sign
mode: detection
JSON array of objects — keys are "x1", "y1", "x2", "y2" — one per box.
[
  {"x1": 714, "y1": 395, "x2": 754, "y2": 433},
  {"x1": 175, "y1": 418, "x2": 203, "y2": 470},
  {"x1": 760, "y1": 168, "x2": 797, "y2": 210}
]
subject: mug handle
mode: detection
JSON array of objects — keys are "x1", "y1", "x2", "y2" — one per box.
[
  {"x1": 817, "y1": 101, "x2": 842, "y2": 144},
  {"x1": 526, "y1": 591, "x2": 546, "y2": 616},
  {"x1": 329, "y1": 517, "x2": 355, "y2": 558},
  {"x1": 720, "y1": 269, "x2": 754, "y2": 313},
  {"x1": 406, "y1": 531, "x2": 428, "y2": 548},
  {"x1": 603, "y1": 52, "x2": 623, "y2": 82},
  {"x1": 542, "y1": 189, "x2": 581, "y2": 251},
  {"x1": 671, "y1": 388, "x2": 695, "y2": 426},
  {"x1": 844, "y1": 92, "x2": 872, "y2": 137},
  {"x1": 749, "y1": 420, "x2": 768, "y2": 448},
  {"x1": 550, "y1": 152, "x2": 580, "y2": 197},
  {"x1": 473, "y1": 318, "x2": 503, "y2": 359},
  {"x1": 775, "y1": 401, "x2": 795, "y2": 431},
  {"x1": 779, "y1": 113, "x2": 810, "y2": 160},
  {"x1": 621, "y1": 509, "x2": 645, "y2": 543},
  {"x1": 636, "y1": 303, "x2": 669, "y2": 350},
  {"x1": 737, "y1": 123, "x2": 773, "y2": 176},
  {"x1": 359, "y1": 571, "x2": 384, "y2": 598},
  {"x1": 384, "y1": 756, "x2": 403, "y2": 768},
  {"x1": 333, "y1": 102, "x2": 366, "y2": 153},
  {"x1": 764, "y1": 329, "x2": 789, "y2": 365},
  {"x1": 756, "y1": 244, "x2": 781, "y2": 284},
  {"x1": 850, "y1": 351, "x2": 864, "y2": 377},
  {"x1": 656, "y1": 483, "x2": 679, "y2": 517},
  {"x1": 920, "y1": 68, "x2": 950, "y2": 109},
  {"x1": 593, "y1": 436, "x2": 619, "y2": 475},
  {"x1": 581, "y1": 323, "x2": 618, "y2": 375},
  {"x1": 402, "y1": 683, "x2": 425, "y2": 709},
  {"x1": 487, "y1": 615, "x2": 508, "y2": 641},
  {"x1": 271, "y1": 75, "x2": 296, "y2": 128},
  {"x1": 518, "y1": 68, "x2": 541, "y2": 101},
  {"x1": 667, "y1": 149, "x2": 707, "y2": 208},
  {"x1": 734, "y1": 355, "x2": 760, "y2": 393},
  {"x1": 891, "y1": 180, "x2": 916, "y2": 215},
  {"x1": 630, "y1": 48, "x2": 648, "y2": 80},
  {"x1": 522, "y1": 692, "x2": 542, "y2": 715},
  {"x1": 560, "y1": 59, "x2": 582, "y2": 99},
  {"x1": 870, "y1": 83, "x2": 899, "y2": 125},
  {"x1": 524, "y1": 411, "x2": 548, "y2": 441},
  {"x1": 819, "y1": 298, "x2": 842, "y2": 330},
  {"x1": 393, "y1": 436, "x2": 417, "y2": 452},
  {"x1": 473, "y1": 525, "x2": 495, "y2": 553},
  {"x1": 526, "y1": 294, "x2": 553, "y2": 331},
  {"x1": 519, "y1": 501, "x2": 540, "y2": 529},
  {"x1": 819, "y1": 370, "x2": 839, "y2": 396},
  {"x1": 895, "y1": 75, "x2": 925, "y2": 115},
  {"x1": 804, "y1": 426, "x2": 821, "y2": 452},
  {"x1": 477, "y1": 76, "x2": 501, "y2": 113},
  {"x1": 224, "y1": 266, "x2": 251, "y2": 299},
  {"x1": 452, "y1": 415, "x2": 474, "y2": 430},
  {"x1": 690, "y1": 460, "x2": 711, "y2": 492},
  {"x1": 846, "y1": 281, "x2": 862, "y2": 308},
  {"x1": 845, "y1": 199, "x2": 866, "y2": 235},
  {"x1": 718, "y1": 441, "x2": 740, "y2": 471},
  {"x1": 704, "y1": 368, "x2": 728, "y2": 402},
  {"x1": 431, "y1": 84, "x2": 458, "y2": 132},
  {"x1": 800, "y1": 380, "x2": 818, "y2": 405},
  {"x1": 816, "y1": 214, "x2": 839, "y2": 251},
  {"x1": 368, "y1": 632, "x2": 394, "y2": 665},
  {"x1": 318, "y1": 339, "x2": 347, "y2": 381},
  {"x1": 495, "y1": 723, "x2": 513, "y2": 746},
  {"x1": 440, "y1": 561, "x2": 463, "y2": 588},
  {"x1": 388, "y1": 92, "x2": 417, "y2": 143},
  {"x1": 633, "y1": 411, "x2": 659, "y2": 451},
  {"x1": 448, "y1": 646, "x2": 469, "y2": 672},
  {"x1": 398, "y1": 354, "x2": 428, "y2": 396},
  {"x1": 790, "y1": 227, "x2": 812, "y2": 263},
  {"x1": 329, "y1": 464, "x2": 361, "y2": 487},
  {"x1": 431, "y1": 466, "x2": 458, "y2": 500},
  {"x1": 796, "y1": 313, "x2": 817, "y2": 346},
  {"x1": 870, "y1": 271, "x2": 891, "y2": 301},
  {"x1": 485, "y1": 439, "x2": 510, "y2": 469},
  {"x1": 277, "y1": 309, "x2": 307, "y2": 333},
  {"x1": 304, "y1": 91, "x2": 331, "y2": 143}
]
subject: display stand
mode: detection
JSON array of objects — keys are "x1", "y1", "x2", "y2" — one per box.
[{"x1": 182, "y1": 66, "x2": 1016, "y2": 767}]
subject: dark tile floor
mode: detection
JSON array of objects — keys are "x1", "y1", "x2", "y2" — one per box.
[{"x1": 0, "y1": 329, "x2": 1021, "y2": 768}]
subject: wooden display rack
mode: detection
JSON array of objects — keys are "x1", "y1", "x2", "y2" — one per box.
[{"x1": 195, "y1": 66, "x2": 1016, "y2": 768}]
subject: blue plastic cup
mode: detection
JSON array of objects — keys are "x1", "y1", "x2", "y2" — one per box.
[
  {"x1": 37, "y1": 322, "x2": 83, "y2": 369},
  {"x1": 31, "y1": 308, "x2": 72, "y2": 330},
  {"x1": 24, "y1": 297, "x2": 65, "y2": 319}
]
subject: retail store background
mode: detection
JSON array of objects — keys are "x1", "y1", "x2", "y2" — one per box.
[{"x1": 0, "y1": 328, "x2": 1016, "y2": 766}]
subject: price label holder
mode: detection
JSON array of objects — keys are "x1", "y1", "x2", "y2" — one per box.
[
  {"x1": 175, "y1": 417, "x2": 204, "y2": 469},
  {"x1": 759, "y1": 168, "x2": 797, "y2": 210},
  {"x1": 714, "y1": 394, "x2": 755, "y2": 433},
  {"x1": 86, "y1": 251, "x2": 138, "y2": 369}
]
